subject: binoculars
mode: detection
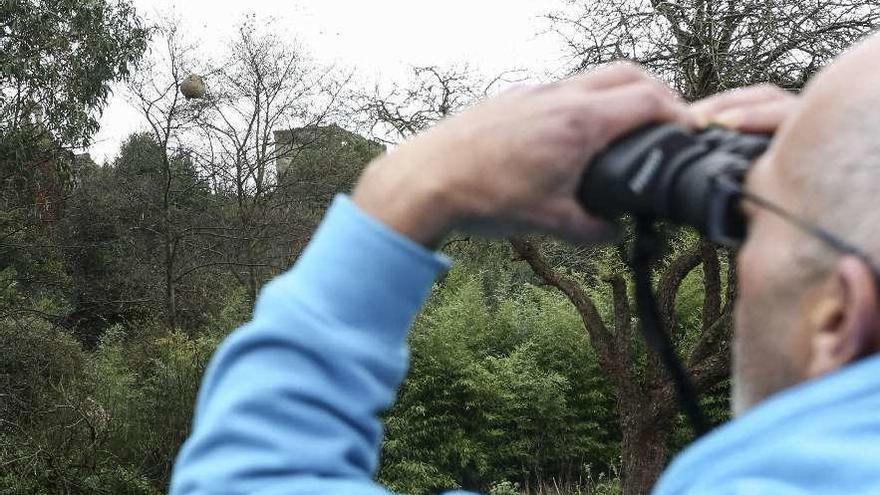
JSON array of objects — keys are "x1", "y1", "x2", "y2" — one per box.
[
  {"x1": 576, "y1": 124, "x2": 773, "y2": 434},
  {"x1": 578, "y1": 125, "x2": 772, "y2": 246}
]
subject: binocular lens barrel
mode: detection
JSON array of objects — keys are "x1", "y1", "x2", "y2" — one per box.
[{"x1": 577, "y1": 125, "x2": 771, "y2": 246}]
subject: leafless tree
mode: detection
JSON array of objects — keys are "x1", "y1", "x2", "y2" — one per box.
[
  {"x1": 197, "y1": 18, "x2": 352, "y2": 301},
  {"x1": 548, "y1": 0, "x2": 880, "y2": 99},
  {"x1": 126, "y1": 19, "x2": 224, "y2": 329},
  {"x1": 358, "y1": 65, "x2": 525, "y2": 144}
]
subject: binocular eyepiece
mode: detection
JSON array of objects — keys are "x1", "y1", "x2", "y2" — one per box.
[{"x1": 578, "y1": 125, "x2": 772, "y2": 247}]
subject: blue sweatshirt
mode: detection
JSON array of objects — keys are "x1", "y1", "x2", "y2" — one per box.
[
  {"x1": 170, "y1": 195, "x2": 880, "y2": 495},
  {"x1": 655, "y1": 351, "x2": 880, "y2": 494}
]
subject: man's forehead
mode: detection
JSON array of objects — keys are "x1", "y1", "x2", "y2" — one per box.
[
  {"x1": 763, "y1": 106, "x2": 820, "y2": 185},
  {"x1": 743, "y1": 151, "x2": 783, "y2": 203},
  {"x1": 744, "y1": 152, "x2": 768, "y2": 186},
  {"x1": 742, "y1": 111, "x2": 817, "y2": 215}
]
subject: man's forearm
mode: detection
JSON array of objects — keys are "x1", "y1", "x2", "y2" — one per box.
[{"x1": 169, "y1": 195, "x2": 451, "y2": 495}]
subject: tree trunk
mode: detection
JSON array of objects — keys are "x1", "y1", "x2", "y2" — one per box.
[
  {"x1": 510, "y1": 237, "x2": 725, "y2": 494},
  {"x1": 165, "y1": 241, "x2": 177, "y2": 329},
  {"x1": 620, "y1": 414, "x2": 670, "y2": 495}
]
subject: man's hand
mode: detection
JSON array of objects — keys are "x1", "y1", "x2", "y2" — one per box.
[
  {"x1": 690, "y1": 84, "x2": 800, "y2": 134},
  {"x1": 352, "y1": 64, "x2": 693, "y2": 248}
]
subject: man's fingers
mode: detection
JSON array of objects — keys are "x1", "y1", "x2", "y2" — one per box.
[
  {"x1": 536, "y1": 197, "x2": 616, "y2": 244},
  {"x1": 708, "y1": 98, "x2": 799, "y2": 133},
  {"x1": 691, "y1": 85, "x2": 793, "y2": 127},
  {"x1": 691, "y1": 84, "x2": 788, "y2": 113},
  {"x1": 584, "y1": 80, "x2": 694, "y2": 149}
]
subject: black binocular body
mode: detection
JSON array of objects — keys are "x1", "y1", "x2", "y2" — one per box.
[{"x1": 578, "y1": 125, "x2": 772, "y2": 246}]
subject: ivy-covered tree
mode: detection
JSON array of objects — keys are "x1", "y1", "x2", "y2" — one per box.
[{"x1": 0, "y1": 0, "x2": 148, "y2": 325}]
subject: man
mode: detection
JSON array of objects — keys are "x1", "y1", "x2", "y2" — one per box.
[{"x1": 169, "y1": 30, "x2": 880, "y2": 494}]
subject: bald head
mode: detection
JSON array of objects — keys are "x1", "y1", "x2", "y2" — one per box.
[{"x1": 772, "y1": 32, "x2": 880, "y2": 263}]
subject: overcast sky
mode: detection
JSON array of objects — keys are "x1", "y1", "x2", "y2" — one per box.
[{"x1": 90, "y1": 0, "x2": 569, "y2": 163}]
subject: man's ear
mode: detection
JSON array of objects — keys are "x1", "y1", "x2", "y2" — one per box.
[{"x1": 807, "y1": 256, "x2": 880, "y2": 379}]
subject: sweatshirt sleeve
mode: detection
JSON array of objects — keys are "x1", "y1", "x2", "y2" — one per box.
[{"x1": 169, "y1": 195, "x2": 453, "y2": 495}]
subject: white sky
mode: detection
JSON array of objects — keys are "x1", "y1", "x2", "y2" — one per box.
[{"x1": 89, "y1": 0, "x2": 570, "y2": 163}]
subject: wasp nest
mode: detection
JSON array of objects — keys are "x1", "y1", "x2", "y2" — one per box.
[{"x1": 180, "y1": 74, "x2": 206, "y2": 100}]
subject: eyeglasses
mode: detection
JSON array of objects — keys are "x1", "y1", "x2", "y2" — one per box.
[{"x1": 714, "y1": 174, "x2": 880, "y2": 284}]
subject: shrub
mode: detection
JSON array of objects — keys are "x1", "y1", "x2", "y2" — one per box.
[{"x1": 379, "y1": 268, "x2": 619, "y2": 493}]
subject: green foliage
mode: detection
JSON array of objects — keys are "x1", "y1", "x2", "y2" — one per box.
[
  {"x1": 77, "y1": 467, "x2": 162, "y2": 495},
  {"x1": 0, "y1": 317, "x2": 103, "y2": 493},
  {"x1": 57, "y1": 133, "x2": 238, "y2": 339},
  {"x1": 278, "y1": 124, "x2": 386, "y2": 227},
  {"x1": 488, "y1": 480, "x2": 520, "y2": 495},
  {"x1": 0, "y1": 2, "x2": 148, "y2": 287},
  {"x1": 0, "y1": 317, "x2": 87, "y2": 428},
  {"x1": 0, "y1": 316, "x2": 223, "y2": 493},
  {"x1": 379, "y1": 267, "x2": 619, "y2": 494},
  {"x1": 1, "y1": 0, "x2": 148, "y2": 349},
  {"x1": 0, "y1": 267, "x2": 21, "y2": 307},
  {"x1": 0, "y1": 0, "x2": 148, "y2": 148},
  {"x1": 137, "y1": 331, "x2": 220, "y2": 481}
]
